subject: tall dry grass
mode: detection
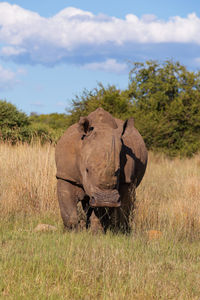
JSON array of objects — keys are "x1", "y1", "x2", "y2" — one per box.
[
  {"x1": 135, "y1": 152, "x2": 200, "y2": 239},
  {"x1": 0, "y1": 142, "x2": 200, "y2": 238},
  {"x1": 0, "y1": 142, "x2": 58, "y2": 216}
]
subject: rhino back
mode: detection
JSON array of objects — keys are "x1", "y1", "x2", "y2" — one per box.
[{"x1": 55, "y1": 123, "x2": 82, "y2": 184}]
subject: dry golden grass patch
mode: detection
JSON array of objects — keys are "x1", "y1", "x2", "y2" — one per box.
[
  {"x1": 0, "y1": 142, "x2": 200, "y2": 238},
  {"x1": 0, "y1": 142, "x2": 58, "y2": 216},
  {"x1": 135, "y1": 152, "x2": 200, "y2": 238}
]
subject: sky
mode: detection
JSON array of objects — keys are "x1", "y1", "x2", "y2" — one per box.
[{"x1": 0, "y1": 0, "x2": 200, "y2": 115}]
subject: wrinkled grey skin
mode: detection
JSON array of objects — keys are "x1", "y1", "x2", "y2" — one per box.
[{"x1": 55, "y1": 108, "x2": 148, "y2": 233}]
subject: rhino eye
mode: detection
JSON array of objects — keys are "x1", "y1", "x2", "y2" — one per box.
[{"x1": 86, "y1": 168, "x2": 89, "y2": 173}]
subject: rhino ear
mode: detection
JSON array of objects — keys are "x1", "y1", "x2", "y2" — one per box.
[
  {"x1": 122, "y1": 117, "x2": 134, "y2": 136},
  {"x1": 78, "y1": 117, "x2": 91, "y2": 134}
]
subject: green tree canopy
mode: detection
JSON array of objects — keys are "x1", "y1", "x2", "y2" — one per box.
[
  {"x1": 67, "y1": 83, "x2": 132, "y2": 126},
  {"x1": 129, "y1": 60, "x2": 200, "y2": 156},
  {"x1": 29, "y1": 113, "x2": 69, "y2": 142},
  {"x1": 0, "y1": 101, "x2": 60, "y2": 143},
  {"x1": 29, "y1": 113, "x2": 69, "y2": 130},
  {"x1": 67, "y1": 61, "x2": 200, "y2": 156},
  {"x1": 0, "y1": 100, "x2": 31, "y2": 143},
  {"x1": 0, "y1": 100, "x2": 30, "y2": 129}
]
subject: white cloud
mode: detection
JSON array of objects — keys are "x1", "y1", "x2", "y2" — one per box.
[
  {"x1": 1, "y1": 46, "x2": 26, "y2": 56},
  {"x1": 0, "y1": 3, "x2": 200, "y2": 68},
  {"x1": 0, "y1": 65, "x2": 17, "y2": 90},
  {"x1": 0, "y1": 64, "x2": 26, "y2": 90},
  {"x1": 83, "y1": 59, "x2": 128, "y2": 74}
]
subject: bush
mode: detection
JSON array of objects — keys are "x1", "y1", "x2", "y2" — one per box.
[
  {"x1": 0, "y1": 100, "x2": 30, "y2": 129},
  {"x1": 67, "y1": 63, "x2": 200, "y2": 156},
  {"x1": 29, "y1": 123, "x2": 64, "y2": 144},
  {"x1": 128, "y1": 61, "x2": 200, "y2": 156},
  {"x1": 29, "y1": 113, "x2": 69, "y2": 130},
  {"x1": 0, "y1": 101, "x2": 61, "y2": 144},
  {"x1": 67, "y1": 83, "x2": 132, "y2": 126},
  {"x1": 0, "y1": 100, "x2": 31, "y2": 143}
]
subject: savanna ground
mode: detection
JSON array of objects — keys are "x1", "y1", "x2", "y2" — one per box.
[{"x1": 0, "y1": 143, "x2": 200, "y2": 299}]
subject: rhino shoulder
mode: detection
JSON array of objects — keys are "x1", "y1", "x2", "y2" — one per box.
[
  {"x1": 124, "y1": 126, "x2": 148, "y2": 165},
  {"x1": 115, "y1": 117, "x2": 148, "y2": 186},
  {"x1": 55, "y1": 123, "x2": 82, "y2": 183}
]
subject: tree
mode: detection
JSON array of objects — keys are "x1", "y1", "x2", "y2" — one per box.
[
  {"x1": 0, "y1": 100, "x2": 31, "y2": 143},
  {"x1": 66, "y1": 83, "x2": 132, "y2": 126},
  {"x1": 0, "y1": 100, "x2": 30, "y2": 129},
  {"x1": 29, "y1": 113, "x2": 69, "y2": 142},
  {"x1": 0, "y1": 101, "x2": 58, "y2": 143},
  {"x1": 29, "y1": 113, "x2": 69, "y2": 130},
  {"x1": 129, "y1": 60, "x2": 200, "y2": 156}
]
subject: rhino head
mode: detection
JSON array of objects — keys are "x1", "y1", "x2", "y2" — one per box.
[{"x1": 78, "y1": 108, "x2": 128, "y2": 208}]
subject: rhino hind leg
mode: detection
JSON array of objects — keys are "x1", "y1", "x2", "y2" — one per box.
[{"x1": 57, "y1": 179, "x2": 79, "y2": 230}]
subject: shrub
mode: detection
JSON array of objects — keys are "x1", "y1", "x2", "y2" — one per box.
[
  {"x1": 129, "y1": 61, "x2": 200, "y2": 156},
  {"x1": 67, "y1": 83, "x2": 132, "y2": 126},
  {"x1": 0, "y1": 100, "x2": 29, "y2": 129}
]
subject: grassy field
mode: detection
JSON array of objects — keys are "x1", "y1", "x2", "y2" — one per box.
[{"x1": 0, "y1": 143, "x2": 200, "y2": 299}]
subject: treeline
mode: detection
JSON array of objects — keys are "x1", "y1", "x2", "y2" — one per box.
[
  {"x1": 0, "y1": 102, "x2": 68, "y2": 144},
  {"x1": 1, "y1": 60, "x2": 200, "y2": 156}
]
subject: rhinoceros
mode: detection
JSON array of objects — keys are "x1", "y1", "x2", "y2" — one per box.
[{"x1": 55, "y1": 108, "x2": 147, "y2": 232}]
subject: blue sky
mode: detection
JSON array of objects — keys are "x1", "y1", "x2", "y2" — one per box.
[{"x1": 0, "y1": 0, "x2": 200, "y2": 115}]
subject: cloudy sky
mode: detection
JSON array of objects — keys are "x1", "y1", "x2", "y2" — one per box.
[{"x1": 1, "y1": 0, "x2": 200, "y2": 114}]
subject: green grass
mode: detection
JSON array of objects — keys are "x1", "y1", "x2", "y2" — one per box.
[{"x1": 1, "y1": 216, "x2": 200, "y2": 300}]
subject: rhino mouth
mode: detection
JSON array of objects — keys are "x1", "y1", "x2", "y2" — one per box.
[{"x1": 89, "y1": 189, "x2": 121, "y2": 208}]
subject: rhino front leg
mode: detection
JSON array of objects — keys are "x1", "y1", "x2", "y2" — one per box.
[
  {"x1": 57, "y1": 179, "x2": 79, "y2": 230},
  {"x1": 118, "y1": 183, "x2": 136, "y2": 233},
  {"x1": 109, "y1": 183, "x2": 136, "y2": 233}
]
